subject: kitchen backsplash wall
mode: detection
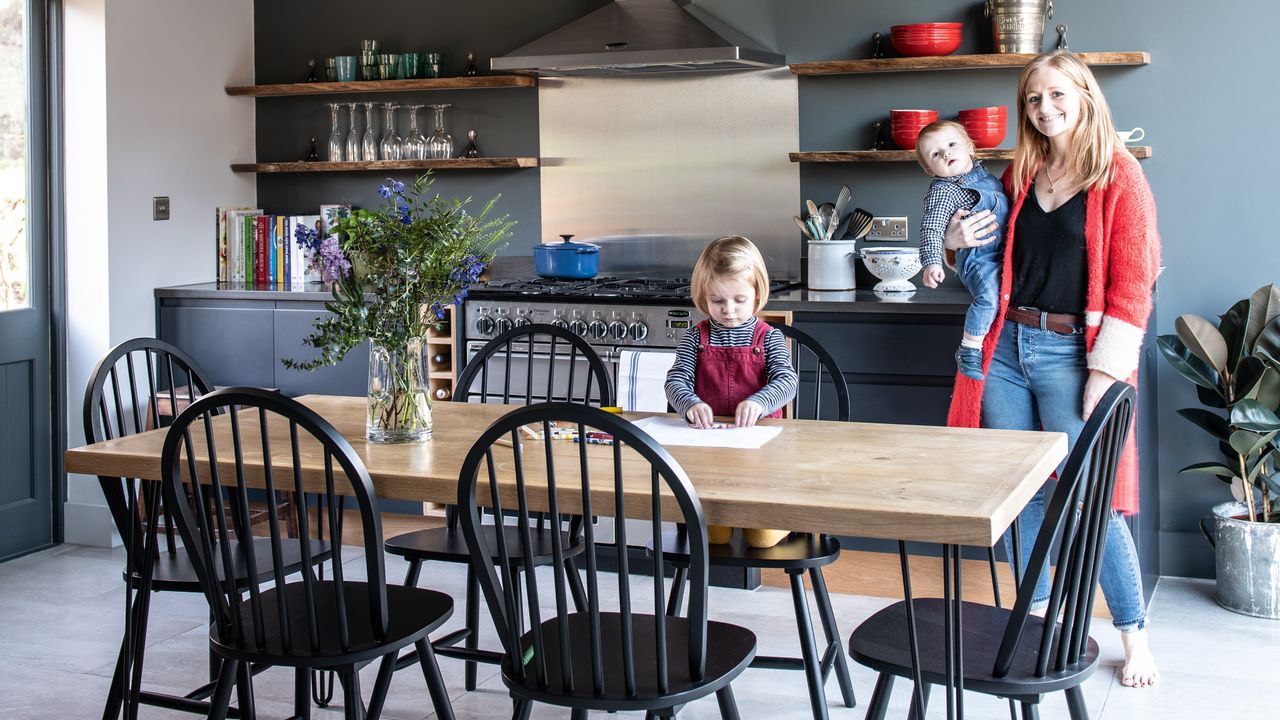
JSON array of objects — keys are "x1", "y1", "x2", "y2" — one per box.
[{"x1": 538, "y1": 70, "x2": 799, "y2": 278}]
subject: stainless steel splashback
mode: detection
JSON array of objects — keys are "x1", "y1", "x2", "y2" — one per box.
[{"x1": 538, "y1": 69, "x2": 800, "y2": 278}]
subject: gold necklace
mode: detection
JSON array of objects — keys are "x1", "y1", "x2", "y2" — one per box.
[{"x1": 1044, "y1": 165, "x2": 1066, "y2": 193}]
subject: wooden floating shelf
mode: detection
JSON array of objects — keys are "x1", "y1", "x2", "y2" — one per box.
[
  {"x1": 226, "y1": 75, "x2": 536, "y2": 97},
  {"x1": 231, "y1": 158, "x2": 539, "y2": 173},
  {"x1": 790, "y1": 51, "x2": 1150, "y2": 76},
  {"x1": 790, "y1": 147, "x2": 1152, "y2": 162}
]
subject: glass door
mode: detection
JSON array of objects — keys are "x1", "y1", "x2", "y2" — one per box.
[{"x1": 0, "y1": 0, "x2": 54, "y2": 560}]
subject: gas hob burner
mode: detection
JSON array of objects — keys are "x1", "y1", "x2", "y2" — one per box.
[{"x1": 473, "y1": 276, "x2": 796, "y2": 303}]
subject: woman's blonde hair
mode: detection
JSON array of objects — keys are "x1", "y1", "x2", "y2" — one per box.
[
  {"x1": 689, "y1": 235, "x2": 770, "y2": 316},
  {"x1": 1011, "y1": 50, "x2": 1123, "y2": 194}
]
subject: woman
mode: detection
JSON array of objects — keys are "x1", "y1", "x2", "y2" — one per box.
[{"x1": 944, "y1": 50, "x2": 1161, "y2": 688}]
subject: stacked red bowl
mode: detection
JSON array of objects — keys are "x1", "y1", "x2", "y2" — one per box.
[
  {"x1": 890, "y1": 108, "x2": 939, "y2": 151},
  {"x1": 890, "y1": 23, "x2": 963, "y2": 57},
  {"x1": 958, "y1": 105, "x2": 1008, "y2": 149}
]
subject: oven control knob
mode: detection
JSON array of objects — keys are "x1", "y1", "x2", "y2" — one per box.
[
  {"x1": 588, "y1": 320, "x2": 608, "y2": 339},
  {"x1": 494, "y1": 317, "x2": 514, "y2": 335},
  {"x1": 628, "y1": 321, "x2": 649, "y2": 341},
  {"x1": 515, "y1": 316, "x2": 532, "y2": 328},
  {"x1": 475, "y1": 316, "x2": 495, "y2": 335},
  {"x1": 552, "y1": 318, "x2": 569, "y2": 330},
  {"x1": 608, "y1": 321, "x2": 628, "y2": 340},
  {"x1": 568, "y1": 319, "x2": 588, "y2": 337}
]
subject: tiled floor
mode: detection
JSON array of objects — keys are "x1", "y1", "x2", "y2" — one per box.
[{"x1": 1, "y1": 542, "x2": 1275, "y2": 719}]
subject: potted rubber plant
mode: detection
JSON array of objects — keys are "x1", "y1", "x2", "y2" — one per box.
[{"x1": 1157, "y1": 283, "x2": 1280, "y2": 618}]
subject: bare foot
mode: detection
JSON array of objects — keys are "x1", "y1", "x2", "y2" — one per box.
[{"x1": 1119, "y1": 629, "x2": 1159, "y2": 688}]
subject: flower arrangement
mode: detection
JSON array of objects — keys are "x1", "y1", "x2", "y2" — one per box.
[{"x1": 284, "y1": 173, "x2": 513, "y2": 441}]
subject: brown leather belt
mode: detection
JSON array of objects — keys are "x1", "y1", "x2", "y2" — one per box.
[{"x1": 1005, "y1": 306, "x2": 1083, "y2": 334}]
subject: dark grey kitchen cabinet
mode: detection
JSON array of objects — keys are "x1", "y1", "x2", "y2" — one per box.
[{"x1": 156, "y1": 287, "x2": 368, "y2": 397}]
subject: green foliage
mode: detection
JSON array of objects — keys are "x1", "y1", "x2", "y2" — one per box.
[
  {"x1": 1158, "y1": 284, "x2": 1280, "y2": 522},
  {"x1": 283, "y1": 173, "x2": 512, "y2": 371}
]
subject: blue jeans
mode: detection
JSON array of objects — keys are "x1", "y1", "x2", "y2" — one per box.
[
  {"x1": 982, "y1": 320, "x2": 1147, "y2": 631},
  {"x1": 956, "y1": 241, "x2": 1003, "y2": 338}
]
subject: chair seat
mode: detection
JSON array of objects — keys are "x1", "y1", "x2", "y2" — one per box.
[
  {"x1": 848, "y1": 598, "x2": 1100, "y2": 696},
  {"x1": 650, "y1": 529, "x2": 841, "y2": 570},
  {"x1": 385, "y1": 525, "x2": 585, "y2": 565},
  {"x1": 212, "y1": 581, "x2": 453, "y2": 668},
  {"x1": 503, "y1": 611, "x2": 756, "y2": 711},
  {"x1": 125, "y1": 538, "x2": 332, "y2": 592}
]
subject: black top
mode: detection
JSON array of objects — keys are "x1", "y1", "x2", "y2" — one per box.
[{"x1": 1010, "y1": 185, "x2": 1088, "y2": 315}]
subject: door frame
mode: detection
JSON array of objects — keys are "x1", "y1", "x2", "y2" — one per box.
[{"x1": 43, "y1": 0, "x2": 66, "y2": 546}]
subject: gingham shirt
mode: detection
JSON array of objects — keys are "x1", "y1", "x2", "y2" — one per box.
[
  {"x1": 664, "y1": 317, "x2": 798, "y2": 418},
  {"x1": 918, "y1": 163, "x2": 993, "y2": 268}
]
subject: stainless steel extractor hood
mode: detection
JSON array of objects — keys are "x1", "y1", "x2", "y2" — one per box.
[{"x1": 490, "y1": 0, "x2": 784, "y2": 76}]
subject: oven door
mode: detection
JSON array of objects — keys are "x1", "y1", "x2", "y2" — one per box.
[{"x1": 460, "y1": 339, "x2": 619, "y2": 404}]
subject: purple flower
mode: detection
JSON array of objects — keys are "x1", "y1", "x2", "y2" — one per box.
[
  {"x1": 315, "y1": 235, "x2": 352, "y2": 283},
  {"x1": 294, "y1": 222, "x2": 322, "y2": 252}
]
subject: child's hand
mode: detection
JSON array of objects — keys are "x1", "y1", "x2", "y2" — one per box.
[
  {"x1": 922, "y1": 264, "x2": 946, "y2": 288},
  {"x1": 685, "y1": 403, "x2": 714, "y2": 428},
  {"x1": 734, "y1": 400, "x2": 765, "y2": 428}
]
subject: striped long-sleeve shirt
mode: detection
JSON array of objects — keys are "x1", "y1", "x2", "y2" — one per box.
[{"x1": 664, "y1": 317, "x2": 798, "y2": 418}]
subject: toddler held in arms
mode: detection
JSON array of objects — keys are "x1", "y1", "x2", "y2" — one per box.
[
  {"x1": 664, "y1": 235, "x2": 798, "y2": 548},
  {"x1": 914, "y1": 120, "x2": 1010, "y2": 380}
]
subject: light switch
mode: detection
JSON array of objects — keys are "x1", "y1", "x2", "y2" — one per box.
[{"x1": 152, "y1": 196, "x2": 170, "y2": 221}]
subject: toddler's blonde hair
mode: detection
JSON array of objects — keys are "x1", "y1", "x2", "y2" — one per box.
[
  {"x1": 690, "y1": 235, "x2": 770, "y2": 316},
  {"x1": 913, "y1": 120, "x2": 976, "y2": 174}
]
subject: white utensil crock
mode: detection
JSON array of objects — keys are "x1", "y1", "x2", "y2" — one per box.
[{"x1": 807, "y1": 239, "x2": 858, "y2": 290}]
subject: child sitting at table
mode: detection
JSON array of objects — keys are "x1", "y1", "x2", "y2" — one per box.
[{"x1": 664, "y1": 235, "x2": 798, "y2": 548}]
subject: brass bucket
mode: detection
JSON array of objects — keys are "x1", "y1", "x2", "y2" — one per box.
[{"x1": 985, "y1": 0, "x2": 1053, "y2": 53}]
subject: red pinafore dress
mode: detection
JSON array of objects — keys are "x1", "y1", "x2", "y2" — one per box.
[{"x1": 691, "y1": 319, "x2": 784, "y2": 419}]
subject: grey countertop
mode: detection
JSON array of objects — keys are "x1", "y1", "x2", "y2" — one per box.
[{"x1": 156, "y1": 281, "x2": 970, "y2": 316}]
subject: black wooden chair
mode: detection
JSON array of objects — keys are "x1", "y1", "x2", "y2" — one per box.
[
  {"x1": 648, "y1": 322, "x2": 857, "y2": 720},
  {"x1": 84, "y1": 337, "x2": 327, "y2": 719},
  {"x1": 158, "y1": 386, "x2": 456, "y2": 720},
  {"x1": 459, "y1": 402, "x2": 757, "y2": 719},
  {"x1": 847, "y1": 381, "x2": 1136, "y2": 720},
  {"x1": 379, "y1": 323, "x2": 613, "y2": 691}
]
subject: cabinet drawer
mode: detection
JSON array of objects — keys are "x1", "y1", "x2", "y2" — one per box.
[
  {"x1": 159, "y1": 306, "x2": 275, "y2": 388},
  {"x1": 795, "y1": 315, "x2": 963, "y2": 378}
]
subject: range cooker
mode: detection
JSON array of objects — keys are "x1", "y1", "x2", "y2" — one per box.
[{"x1": 460, "y1": 275, "x2": 795, "y2": 401}]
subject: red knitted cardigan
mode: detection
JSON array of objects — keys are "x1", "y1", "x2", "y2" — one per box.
[{"x1": 946, "y1": 150, "x2": 1161, "y2": 515}]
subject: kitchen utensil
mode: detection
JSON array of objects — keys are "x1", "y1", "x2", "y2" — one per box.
[
  {"x1": 793, "y1": 215, "x2": 816, "y2": 241},
  {"x1": 807, "y1": 239, "x2": 858, "y2": 290},
  {"x1": 861, "y1": 247, "x2": 922, "y2": 292},
  {"x1": 805, "y1": 198, "x2": 820, "y2": 220},
  {"x1": 806, "y1": 216, "x2": 825, "y2": 244},
  {"x1": 817, "y1": 202, "x2": 838, "y2": 241},
  {"x1": 833, "y1": 184, "x2": 853, "y2": 225},
  {"x1": 844, "y1": 208, "x2": 874, "y2": 240},
  {"x1": 534, "y1": 234, "x2": 601, "y2": 279}
]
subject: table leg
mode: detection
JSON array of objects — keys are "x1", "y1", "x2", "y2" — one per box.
[{"x1": 897, "y1": 541, "x2": 926, "y2": 717}]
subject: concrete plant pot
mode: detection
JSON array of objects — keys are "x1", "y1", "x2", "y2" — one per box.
[{"x1": 1203, "y1": 501, "x2": 1280, "y2": 619}]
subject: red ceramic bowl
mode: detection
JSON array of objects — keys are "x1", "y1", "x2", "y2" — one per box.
[
  {"x1": 891, "y1": 127, "x2": 928, "y2": 150},
  {"x1": 890, "y1": 108, "x2": 939, "y2": 122},
  {"x1": 890, "y1": 23, "x2": 963, "y2": 56},
  {"x1": 891, "y1": 22, "x2": 963, "y2": 33},
  {"x1": 891, "y1": 35, "x2": 962, "y2": 57},
  {"x1": 958, "y1": 106, "x2": 1008, "y2": 120},
  {"x1": 961, "y1": 123, "x2": 1007, "y2": 149}
]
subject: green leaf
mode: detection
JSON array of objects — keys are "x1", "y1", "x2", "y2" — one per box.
[
  {"x1": 1177, "y1": 407, "x2": 1231, "y2": 441},
  {"x1": 1234, "y1": 356, "x2": 1268, "y2": 404},
  {"x1": 1231, "y1": 399, "x2": 1280, "y2": 432},
  {"x1": 1245, "y1": 284, "x2": 1280, "y2": 352},
  {"x1": 1175, "y1": 314, "x2": 1228, "y2": 373},
  {"x1": 1219, "y1": 298, "x2": 1251, "y2": 372},
  {"x1": 1156, "y1": 335, "x2": 1221, "y2": 391},
  {"x1": 1256, "y1": 367, "x2": 1280, "y2": 412},
  {"x1": 1179, "y1": 461, "x2": 1235, "y2": 479},
  {"x1": 1256, "y1": 315, "x2": 1280, "y2": 369},
  {"x1": 1229, "y1": 429, "x2": 1277, "y2": 457}
]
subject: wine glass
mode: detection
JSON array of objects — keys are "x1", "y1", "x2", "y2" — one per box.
[
  {"x1": 425, "y1": 103, "x2": 453, "y2": 160},
  {"x1": 344, "y1": 103, "x2": 361, "y2": 162},
  {"x1": 361, "y1": 102, "x2": 378, "y2": 162},
  {"x1": 379, "y1": 102, "x2": 402, "y2": 161},
  {"x1": 401, "y1": 105, "x2": 428, "y2": 160},
  {"x1": 325, "y1": 103, "x2": 344, "y2": 161}
]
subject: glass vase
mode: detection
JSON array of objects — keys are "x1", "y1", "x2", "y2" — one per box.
[
  {"x1": 401, "y1": 105, "x2": 428, "y2": 160},
  {"x1": 379, "y1": 102, "x2": 402, "y2": 161},
  {"x1": 344, "y1": 103, "x2": 361, "y2": 162},
  {"x1": 361, "y1": 102, "x2": 378, "y2": 162},
  {"x1": 367, "y1": 338, "x2": 432, "y2": 443},
  {"x1": 326, "y1": 102, "x2": 344, "y2": 161}
]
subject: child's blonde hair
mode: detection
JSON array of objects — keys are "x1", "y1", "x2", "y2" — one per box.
[
  {"x1": 690, "y1": 235, "x2": 770, "y2": 316},
  {"x1": 913, "y1": 120, "x2": 976, "y2": 173}
]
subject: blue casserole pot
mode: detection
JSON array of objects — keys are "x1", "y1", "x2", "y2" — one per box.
[{"x1": 534, "y1": 235, "x2": 600, "y2": 279}]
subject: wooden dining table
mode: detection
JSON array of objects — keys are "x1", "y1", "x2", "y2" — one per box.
[{"x1": 65, "y1": 393, "x2": 1067, "y2": 720}]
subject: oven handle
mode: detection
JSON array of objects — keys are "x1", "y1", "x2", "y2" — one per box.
[{"x1": 465, "y1": 341, "x2": 621, "y2": 364}]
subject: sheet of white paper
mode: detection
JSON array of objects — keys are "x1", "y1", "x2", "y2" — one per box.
[{"x1": 630, "y1": 416, "x2": 783, "y2": 449}]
